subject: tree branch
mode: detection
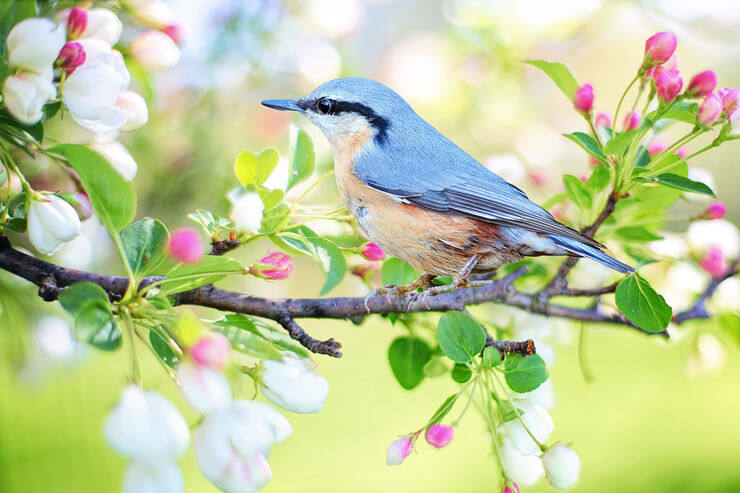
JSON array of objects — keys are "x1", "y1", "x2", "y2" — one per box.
[{"x1": 673, "y1": 259, "x2": 739, "y2": 324}]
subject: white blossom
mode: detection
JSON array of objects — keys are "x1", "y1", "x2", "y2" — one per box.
[
  {"x1": 130, "y1": 30, "x2": 181, "y2": 71},
  {"x1": 27, "y1": 195, "x2": 81, "y2": 255},
  {"x1": 91, "y1": 140, "x2": 138, "y2": 181},
  {"x1": 81, "y1": 8, "x2": 123, "y2": 45},
  {"x1": 117, "y1": 90, "x2": 149, "y2": 131},
  {"x1": 543, "y1": 444, "x2": 581, "y2": 490},
  {"x1": 133, "y1": 1, "x2": 177, "y2": 28},
  {"x1": 501, "y1": 402, "x2": 553, "y2": 456},
  {"x1": 7, "y1": 18, "x2": 65, "y2": 74},
  {"x1": 177, "y1": 360, "x2": 232, "y2": 414},
  {"x1": 2, "y1": 72, "x2": 56, "y2": 125},
  {"x1": 123, "y1": 461, "x2": 184, "y2": 493},
  {"x1": 260, "y1": 352, "x2": 330, "y2": 413},
  {"x1": 229, "y1": 192, "x2": 264, "y2": 233},
  {"x1": 687, "y1": 219, "x2": 740, "y2": 258},
  {"x1": 500, "y1": 437, "x2": 545, "y2": 486}
]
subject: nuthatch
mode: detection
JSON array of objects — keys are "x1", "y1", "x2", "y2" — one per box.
[{"x1": 263, "y1": 78, "x2": 632, "y2": 290}]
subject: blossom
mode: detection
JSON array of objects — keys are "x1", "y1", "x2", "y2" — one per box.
[
  {"x1": 193, "y1": 400, "x2": 291, "y2": 492},
  {"x1": 386, "y1": 436, "x2": 413, "y2": 465},
  {"x1": 543, "y1": 444, "x2": 581, "y2": 490},
  {"x1": 502, "y1": 483, "x2": 520, "y2": 493},
  {"x1": 177, "y1": 360, "x2": 232, "y2": 414},
  {"x1": 133, "y1": 1, "x2": 177, "y2": 29},
  {"x1": 2, "y1": 72, "x2": 56, "y2": 125},
  {"x1": 66, "y1": 8, "x2": 88, "y2": 40},
  {"x1": 117, "y1": 90, "x2": 149, "y2": 131},
  {"x1": 501, "y1": 402, "x2": 554, "y2": 456},
  {"x1": 91, "y1": 140, "x2": 138, "y2": 181},
  {"x1": 7, "y1": 18, "x2": 66, "y2": 74},
  {"x1": 260, "y1": 352, "x2": 330, "y2": 413},
  {"x1": 688, "y1": 219, "x2": 739, "y2": 258},
  {"x1": 104, "y1": 385, "x2": 190, "y2": 463},
  {"x1": 721, "y1": 88, "x2": 740, "y2": 116},
  {"x1": 622, "y1": 111, "x2": 640, "y2": 131},
  {"x1": 572, "y1": 83, "x2": 593, "y2": 114},
  {"x1": 697, "y1": 93, "x2": 722, "y2": 126},
  {"x1": 594, "y1": 112, "x2": 611, "y2": 129},
  {"x1": 703, "y1": 202, "x2": 726, "y2": 220},
  {"x1": 646, "y1": 139, "x2": 667, "y2": 157},
  {"x1": 500, "y1": 437, "x2": 545, "y2": 486},
  {"x1": 129, "y1": 30, "x2": 181, "y2": 71},
  {"x1": 55, "y1": 42, "x2": 86, "y2": 75},
  {"x1": 361, "y1": 242, "x2": 386, "y2": 261},
  {"x1": 168, "y1": 228, "x2": 204, "y2": 264},
  {"x1": 230, "y1": 192, "x2": 264, "y2": 233},
  {"x1": 655, "y1": 69, "x2": 683, "y2": 103},
  {"x1": 644, "y1": 31, "x2": 677, "y2": 64},
  {"x1": 163, "y1": 25, "x2": 183, "y2": 45},
  {"x1": 79, "y1": 8, "x2": 122, "y2": 45},
  {"x1": 27, "y1": 194, "x2": 81, "y2": 255},
  {"x1": 191, "y1": 332, "x2": 232, "y2": 370},
  {"x1": 425, "y1": 424, "x2": 454, "y2": 448},
  {"x1": 123, "y1": 461, "x2": 184, "y2": 493},
  {"x1": 699, "y1": 246, "x2": 726, "y2": 277},
  {"x1": 686, "y1": 70, "x2": 717, "y2": 98},
  {"x1": 256, "y1": 252, "x2": 294, "y2": 280}
]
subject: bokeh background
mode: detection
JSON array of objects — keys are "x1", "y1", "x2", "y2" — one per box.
[{"x1": 2, "y1": 0, "x2": 740, "y2": 491}]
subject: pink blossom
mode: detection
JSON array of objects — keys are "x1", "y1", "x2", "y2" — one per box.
[
  {"x1": 594, "y1": 111, "x2": 611, "y2": 129},
  {"x1": 622, "y1": 111, "x2": 640, "y2": 131},
  {"x1": 698, "y1": 93, "x2": 722, "y2": 126},
  {"x1": 168, "y1": 228, "x2": 204, "y2": 264},
  {"x1": 655, "y1": 69, "x2": 683, "y2": 103},
  {"x1": 258, "y1": 252, "x2": 294, "y2": 280},
  {"x1": 704, "y1": 202, "x2": 726, "y2": 220},
  {"x1": 721, "y1": 88, "x2": 740, "y2": 116},
  {"x1": 425, "y1": 424, "x2": 454, "y2": 448},
  {"x1": 162, "y1": 24, "x2": 183, "y2": 45},
  {"x1": 644, "y1": 32, "x2": 677, "y2": 64},
  {"x1": 360, "y1": 242, "x2": 385, "y2": 261},
  {"x1": 191, "y1": 332, "x2": 231, "y2": 370},
  {"x1": 676, "y1": 146, "x2": 689, "y2": 159},
  {"x1": 573, "y1": 83, "x2": 593, "y2": 114},
  {"x1": 686, "y1": 70, "x2": 717, "y2": 98},
  {"x1": 699, "y1": 246, "x2": 726, "y2": 277},
  {"x1": 351, "y1": 262, "x2": 380, "y2": 279},
  {"x1": 55, "y1": 42, "x2": 86, "y2": 75},
  {"x1": 647, "y1": 140, "x2": 667, "y2": 157},
  {"x1": 386, "y1": 436, "x2": 413, "y2": 465},
  {"x1": 502, "y1": 483, "x2": 520, "y2": 493},
  {"x1": 66, "y1": 7, "x2": 88, "y2": 40}
]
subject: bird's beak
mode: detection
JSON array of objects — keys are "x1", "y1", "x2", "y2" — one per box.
[{"x1": 261, "y1": 99, "x2": 301, "y2": 112}]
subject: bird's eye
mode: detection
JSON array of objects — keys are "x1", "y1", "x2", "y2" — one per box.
[{"x1": 315, "y1": 98, "x2": 334, "y2": 115}]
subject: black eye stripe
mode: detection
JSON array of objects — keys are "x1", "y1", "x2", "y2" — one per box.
[{"x1": 310, "y1": 99, "x2": 390, "y2": 145}]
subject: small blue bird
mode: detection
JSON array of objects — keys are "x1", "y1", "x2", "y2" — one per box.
[{"x1": 263, "y1": 78, "x2": 632, "y2": 290}]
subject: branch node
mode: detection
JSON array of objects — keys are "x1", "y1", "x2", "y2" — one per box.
[
  {"x1": 278, "y1": 314, "x2": 342, "y2": 358},
  {"x1": 38, "y1": 275, "x2": 58, "y2": 301}
]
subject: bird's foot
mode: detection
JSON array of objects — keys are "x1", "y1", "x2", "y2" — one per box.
[{"x1": 363, "y1": 274, "x2": 436, "y2": 313}]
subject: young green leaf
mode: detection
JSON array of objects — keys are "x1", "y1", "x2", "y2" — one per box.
[
  {"x1": 160, "y1": 256, "x2": 244, "y2": 296},
  {"x1": 307, "y1": 236, "x2": 347, "y2": 295},
  {"x1": 524, "y1": 60, "x2": 579, "y2": 99},
  {"x1": 121, "y1": 218, "x2": 169, "y2": 277},
  {"x1": 502, "y1": 354, "x2": 548, "y2": 393},
  {"x1": 427, "y1": 394, "x2": 458, "y2": 428},
  {"x1": 260, "y1": 203, "x2": 290, "y2": 233},
  {"x1": 563, "y1": 132, "x2": 608, "y2": 167},
  {"x1": 616, "y1": 273, "x2": 672, "y2": 332},
  {"x1": 388, "y1": 336, "x2": 432, "y2": 390},
  {"x1": 615, "y1": 226, "x2": 663, "y2": 242},
  {"x1": 451, "y1": 362, "x2": 473, "y2": 383},
  {"x1": 49, "y1": 144, "x2": 136, "y2": 233},
  {"x1": 635, "y1": 173, "x2": 715, "y2": 197},
  {"x1": 214, "y1": 323, "x2": 283, "y2": 361},
  {"x1": 216, "y1": 314, "x2": 311, "y2": 358},
  {"x1": 562, "y1": 174, "x2": 593, "y2": 211},
  {"x1": 286, "y1": 128, "x2": 316, "y2": 191},
  {"x1": 585, "y1": 165, "x2": 611, "y2": 194},
  {"x1": 604, "y1": 131, "x2": 636, "y2": 157},
  {"x1": 381, "y1": 258, "x2": 419, "y2": 286},
  {"x1": 58, "y1": 282, "x2": 121, "y2": 351},
  {"x1": 482, "y1": 346, "x2": 503, "y2": 368},
  {"x1": 234, "y1": 148, "x2": 280, "y2": 187},
  {"x1": 437, "y1": 311, "x2": 486, "y2": 363},
  {"x1": 149, "y1": 328, "x2": 181, "y2": 368}
]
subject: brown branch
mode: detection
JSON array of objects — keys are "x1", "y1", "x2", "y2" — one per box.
[
  {"x1": 277, "y1": 314, "x2": 342, "y2": 358},
  {"x1": 486, "y1": 338, "x2": 536, "y2": 357},
  {"x1": 559, "y1": 282, "x2": 619, "y2": 297},
  {"x1": 673, "y1": 259, "x2": 739, "y2": 324}
]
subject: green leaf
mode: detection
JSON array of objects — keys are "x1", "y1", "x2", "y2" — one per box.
[
  {"x1": 635, "y1": 173, "x2": 715, "y2": 197},
  {"x1": 427, "y1": 394, "x2": 458, "y2": 428},
  {"x1": 58, "y1": 282, "x2": 109, "y2": 316},
  {"x1": 260, "y1": 203, "x2": 290, "y2": 233},
  {"x1": 615, "y1": 273, "x2": 672, "y2": 333},
  {"x1": 278, "y1": 228, "x2": 346, "y2": 294},
  {"x1": 149, "y1": 328, "x2": 181, "y2": 368},
  {"x1": 188, "y1": 209, "x2": 232, "y2": 234},
  {"x1": 160, "y1": 256, "x2": 244, "y2": 296},
  {"x1": 388, "y1": 336, "x2": 432, "y2": 390},
  {"x1": 563, "y1": 132, "x2": 608, "y2": 167},
  {"x1": 214, "y1": 322, "x2": 283, "y2": 361},
  {"x1": 49, "y1": 144, "x2": 136, "y2": 233},
  {"x1": 482, "y1": 346, "x2": 503, "y2": 367},
  {"x1": 234, "y1": 148, "x2": 280, "y2": 187},
  {"x1": 437, "y1": 311, "x2": 486, "y2": 363},
  {"x1": 217, "y1": 314, "x2": 311, "y2": 358},
  {"x1": 381, "y1": 258, "x2": 419, "y2": 286},
  {"x1": 432, "y1": 276, "x2": 453, "y2": 286},
  {"x1": 524, "y1": 60, "x2": 579, "y2": 99},
  {"x1": 286, "y1": 128, "x2": 315, "y2": 191},
  {"x1": 615, "y1": 226, "x2": 663, "y2": 242},
  {"x1": 0, "y1": 109, "x2": 44, "y2": 142},
  {"x1": 503, "y1": 354, "x2": 548, "y2": 393},
  {"x1": 422, "y1": 357, "x2": 449, "y2": 377},
  {"x1": 604, "y1": 131, "x2": 636, "y2": 157},
  {"x1": 562, "y1": 174, "x2": 593, "y2": 210},
  {"x1": 58, "y1": 282, "x2": 121, "y2": 351},
  {"x1": 258, "y1": 188, "x2": 285, "y2": 209},
  {"x1": 451, "y1": 362, "x2": 472, "y2": 383},
  {"x1": 649, "y1": 101, "x2": 698, "y2": 126},
  {"x1": 585, "y1": 165, "x2": 611, "y2": 194},
  {"x1": 121, "y1": 218, "x2": 169, "y2": 277}
]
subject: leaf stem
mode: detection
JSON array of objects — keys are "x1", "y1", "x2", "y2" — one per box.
[
  {"x1": 121, "y1": 307, "x2": 142, "y2": 386},
  {"x1": 613, "y1": 74, "x2": 641, "y2": 140},
  {"x1": 490, "y1": 368, "x2": 546, "y2": 451}
]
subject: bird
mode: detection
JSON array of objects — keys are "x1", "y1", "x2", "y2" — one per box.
[{"x1": 262, "y1": 78, "x2": 632, "y2": 293}]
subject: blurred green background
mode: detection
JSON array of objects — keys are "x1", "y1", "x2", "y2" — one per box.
[{"x1": 2, "y1": 0, "x2": 740, "y2": 491}]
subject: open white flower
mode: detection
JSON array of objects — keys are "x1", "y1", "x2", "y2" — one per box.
[
  {"x1": 130, "y1": 30, "x2": 180, "y2": 71},
  {"x1": 500, "y1": 437, "x2": 545, "y2": 486},
  {"x1": 117, "y1": 90, "x2": 149, "y2": 131},
  {"x1": 260, "y1": 352, "x2": 330, "y2": 413},
  {"x1": 177, "y1": 360, "x2": 232, "y2": 414},
  {"x1": 7, "y1": 17, "x2": 66, "y2": 74},
  {"x1": 132, "y1": 1, "x2": 177, "y2": 28},
  {"x1": 27, "y1": 194, "x2": 81, "y2": 255},
  {"x1": 2, "y1": 72, "x2": 56, "y2": 125},
  {"x1": 91, "y1": 140, "x2": 138, "y2": 180},
  {"x1": 78, "y1": 8, "x2": 123, "y2": 45},
  {"x1": 123, "y1": 461, "x2": 184, "y2": 493},
  {"x1": 501, "y1": 402, "x2": 554, "y2": 456},
  {"x1": 543, "y1": 444, "x2": 581, "y2": 490},
  {"x1": 229, "y1": 191, "x2": 264, "y2": 233},
  {"x1": 104, "y1": 385, "x2": 190, "y2": 463},
  {"x1": 687, "y1": 219, "x2": 740, "y2": 258}
]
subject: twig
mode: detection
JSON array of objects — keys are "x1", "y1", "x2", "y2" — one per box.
[
  {"x1": 277, "y1": 314, "x2": 342, "y2": 358},
  {"x1": 673, "y1": 259, "x2": 739, "y2": 324}
]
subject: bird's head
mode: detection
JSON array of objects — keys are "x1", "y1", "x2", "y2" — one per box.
[{"x1": 262, "y1": 78, "x2": 411, "y2": 149}]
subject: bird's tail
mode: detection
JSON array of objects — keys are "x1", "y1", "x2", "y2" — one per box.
[{"x1": 549, "y1": 235, "x2": 634, "y2": 274}]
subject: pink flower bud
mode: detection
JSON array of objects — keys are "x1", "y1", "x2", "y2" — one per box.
[
  {"x1": 67, "y1": 192, "x2": 93, "y2": 220},
  {"x1": 55, "y1": 42, "x2": 86, "y2": 75},
  {"x1": 257, "y1": 252, "x2": 294, "y2": 280},
  {"x1": 502, "y1": 483, "x2": 520, "y2": 493},
  {"x1": 686, "y1": 70, "x2": 717, "y2": 98},
  {"x1": 425, "y1": 424, "x2": 454, "y2": 448},
  {"x1": 360, "y1": 242, "x2": 385, "y2": 261},
  {"x1": 647, "y1": 139, "x2": 667, "y2": 157},
  {"x1": 676, "y1": 146, "x2": 689, "y2": 159},
  {"x1": 698, "y1": 93, "x2": 722, "y2": 126},
  {"x1": 191, "y1": 332, "x2": 231, "y2": 370},
  {"x1": 168, "y1": 228, "x2": 204, "y2": 264},
  {"x1": 386, "y1": 436, "x2": 413, "y2": 465},
  {"x1": 572, "y1": 83, "x2": 593, "y2": 114},
  {"x1": 594, "y1": 111, "x2": 611, "y2": 129},
  {"x1": 699, "y1": 246, "x2": 726, "y2": 277},
  {"x1": 66, "y1": 7, "x2": 88, "y2": 40},
  {"x1": 704, "y1": 202, "x2": 726, "y2": 220},
  {"x1": 162, "y1": 24, "x2": 183, "y2": 45},
  {"x1": 721, "y1": 88, "x2": 740, "y2": 116},
  {"x1": 655, "y1": 69, "x2": 683, "y2": 103},
  {"x1": 351, "y1": 262, "x2": 380, "y2": 279},
  {"x1": 644, "y1": 31, "x2": 677, "y2": 64},
  {"x1": 622, "y1": 110, "x2": 640, "y2": 131}
]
